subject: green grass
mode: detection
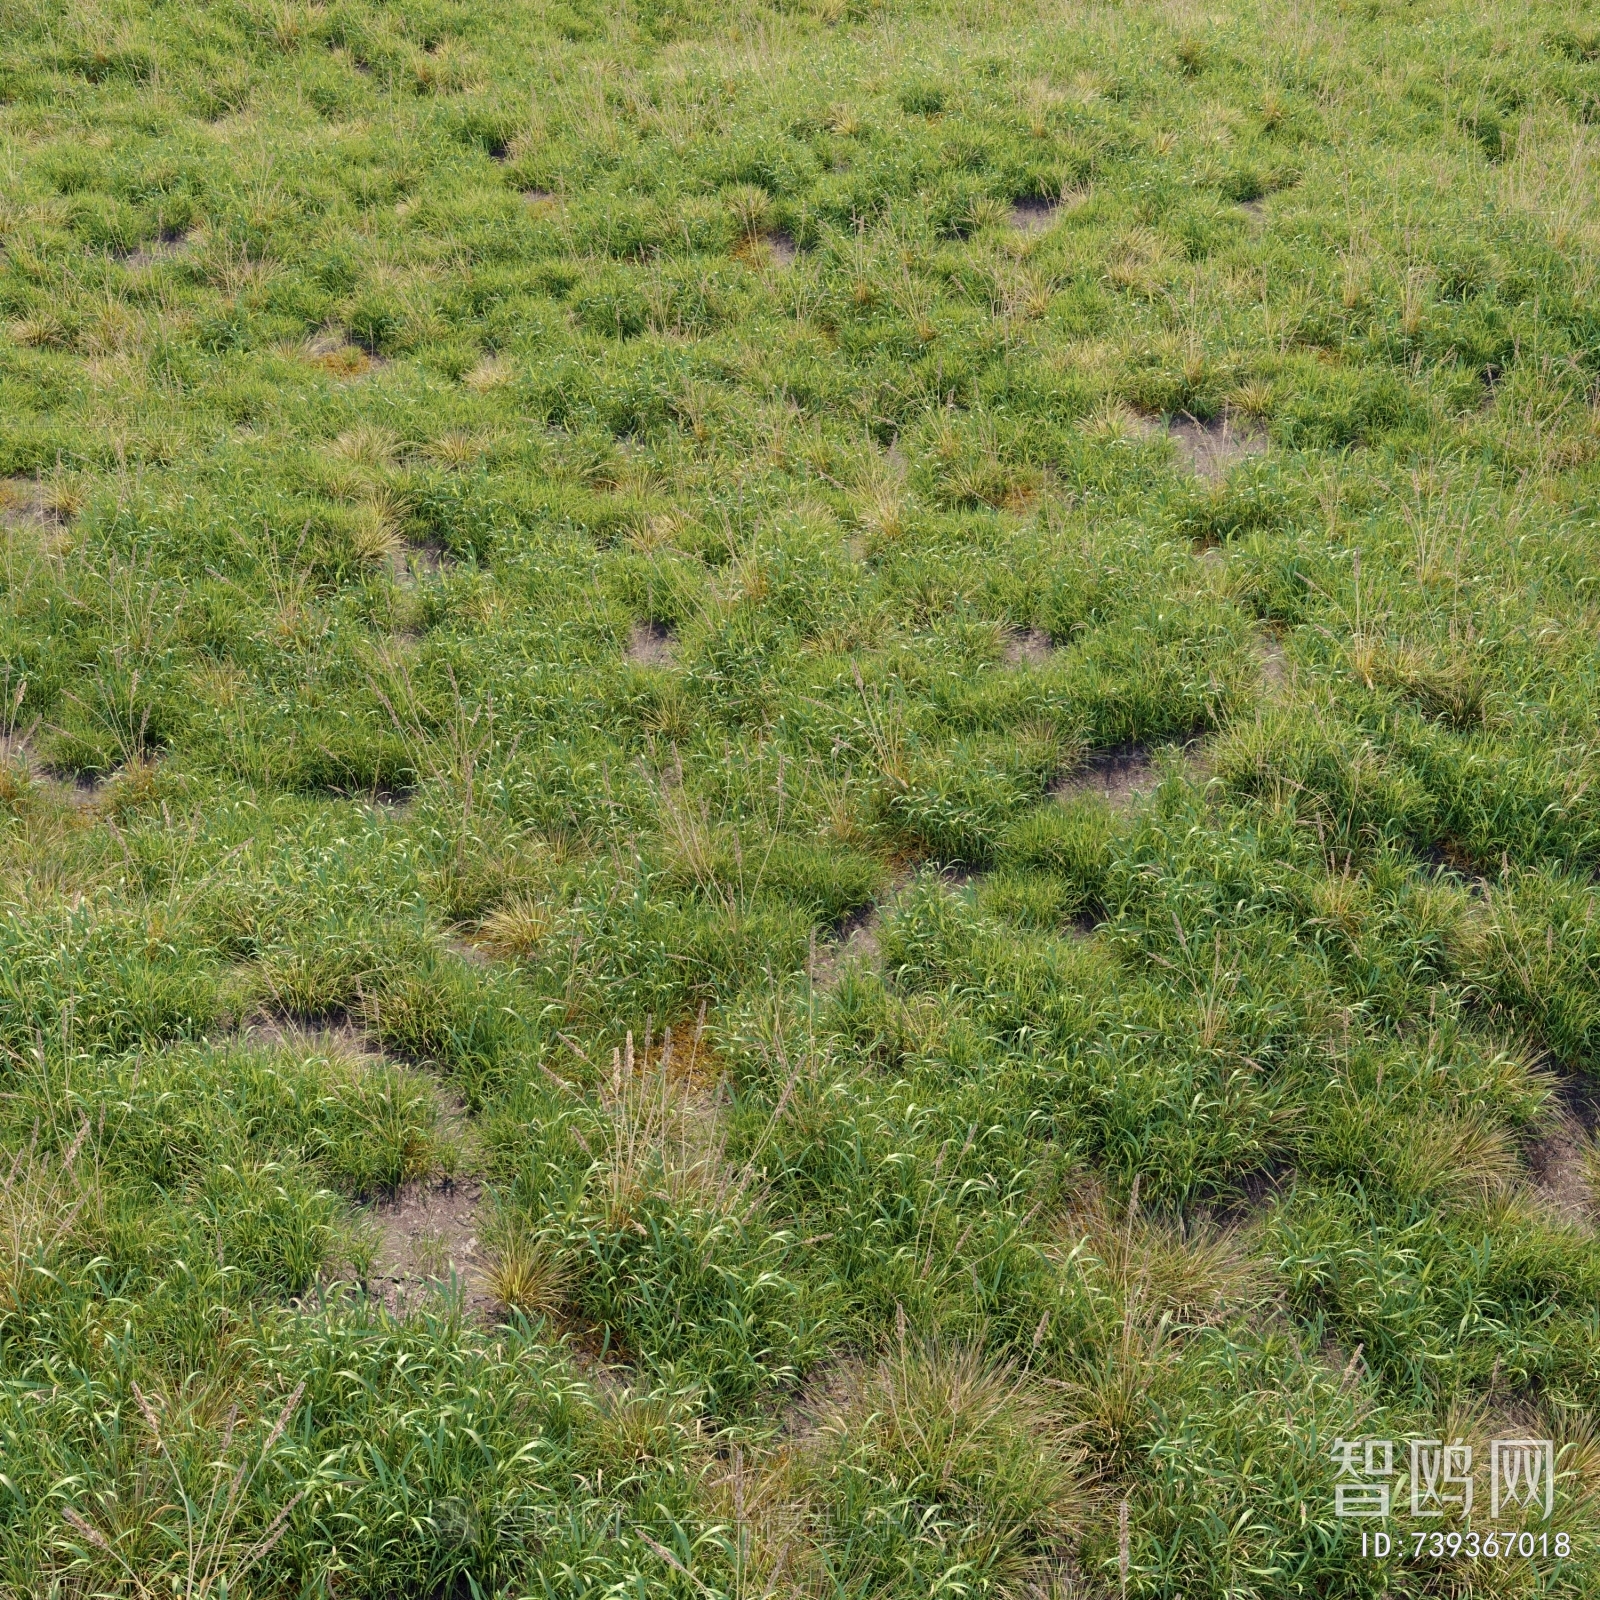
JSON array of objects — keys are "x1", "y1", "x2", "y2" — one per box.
[{"x1": 3, "y1": 0, "x2": 1600, "y2": 1591}]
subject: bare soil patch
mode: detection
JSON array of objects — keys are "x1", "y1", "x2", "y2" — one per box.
[
  {"x1": 1528, "y1": 1121, "x2": 1595, "y2": 1224},
  {"x1": 1206, "y1": 1163, "x2": 1294, "y2": 1226},
  {"x1": 627, "y1": 619, "x2": 676, "y2": 665},
  {"x1": 242, "y1": 1015, "x2": 376, "y2": 1056},
  {"x1": 765, "y1": 230, "x2": 798, "y2": 266},
  {"x1": 4, "y1": 757, "x2": 101, "y2": 813},
  {"x1": 778, "y1": 1357, "x2": 858, "y2": 1439},
  {"x1": 809, "y1": 869, "x2": 916, "y2": 989},
  {"x1": 25, "y1": 749, "x2": 108, "y2": 809},
  {"x1": 122, "y1": 234, "x2": 190, "y2": 268},
  {"x1": 1002, "y1": 627, "x2": 1052, "y2": 666},
  {"x1": 397, "y1": 539, "x2": 449, "y2": 585},
  {"x1": 306, "y1": 330, "x2": 387, "y2": 378},
  {"x1": 1259, "y1": 637, "x2": 1290, "y2": 696},
  {"x1": 808, "y1": 908, "x2": 880, "y2": 992},
  {"x1": 238, "y1": 1018, "x2": 494, "y2": 1307},
  {"x1": 447, "y1": 935, "x2": 493, "y2": 968},
  {"x1": 0, "y1": 478, "x2": 71, "y2": 535},
  {"x1": 366, "y1": 1174, "x2": 492, "y2": 1315},
  {"x1": 1009, "y1": 197, "x2": 1058, "y2": 232},
  {"x1": 1053, "y1": 744, "x2": 1162, "y2": 808},
  {"x1": 1167, "y1": 412, "x2": 1267, "y2": 480},
  {"x1": 833, "y1": 907, "x2": 882, "y2": 966}
]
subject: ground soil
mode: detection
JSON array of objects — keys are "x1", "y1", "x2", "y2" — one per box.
[
  {"x1": 1167, "y1": 411, "x2": 1268, "y2": 480},
  {"x1": 1002, "y1": 627, "x2": 1053, "y2": 666},
  {"x1": 365, "y1": 1174, "x2": 493, "y2": 1316},
  {"x1": 1009, "y1": 197, "x2": 1058, "y2": 232},
  {"x1": 627, "y1": 620, "x2": 676, "y2": 665}
]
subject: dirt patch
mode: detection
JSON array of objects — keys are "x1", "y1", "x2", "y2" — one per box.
[
  {"x1": 1259, "y1": 637, "x2": 1290, "y2": 696},
  {"x1": 808, "y1": 870, "x2": 916, "y2": 990},
  {"x1": 1054, "y1": 745, "x2": 1158, "y2": 807},
  {"x1": 62, "y1": 775, "x2": 104, "y2": 809},
  {"x1": 0, "y1": 736, "x2": 97, "y2": 811},
  {"x1": 1053, "y1": 744, "x2": 1179, "y2": 809},
  {"x1": 0, "y1": 478, "x2": 72, "y2": 535},
  {"x1": 1206, "y1": 1163, "x2": 1293, "y2": 1227},
  {"x1": 778, "y1": 1357, "x2": 859, "y2": 1440},
  {"x1": 397, "y1": 539, "x2": 450, "y2": 584},
  {"x1": 239, "y1": 1018, "x2": 494, "y2": 1308},
  {"x1": 24, "y1": 750, "x2": 108, "y2": 810},
  {"x1": 1002, "y1": 627, "x2": 1053, "y2": 667},
  {"x1": 818, "y1": 907, "x2": 881, "y2": 979},
  {"x1": 447, "y1": 936, "x2": 493, "y2": 968},
  {"x1": 122, "y1": 234, "x2": 190, "y2": 268},
  {"x1": 1009, "y1": 197, "x2": 1058, "y2": 232},
  {"x1": 1528, "y1": 1121, "x2": 1595, "y2": 1224},
  {"x1": 32, "y1": 753, "x2": 187, "y2": 816},
  {"x1": 627, "y1": 619, "x2": 676, "y2": 666},
  {"x1": 1166, "y1": 411, "x2": 1267, "y2": 480},
  {"x1": 1239, "y1": 199, "x2": 1266, "y2": 226},
  {"x1": 242, "y1": 1015, "x2": 375, "y2": 1057},
  {"x1": 1421, "y1": 839, "x2": 1494, "y2": 896},
  {"x1": 765, "y1": 230, "x2": 798, "y2": 266},
  {"x1": 365, "y1": 1175, "x2": 492, "y2": 1315}
]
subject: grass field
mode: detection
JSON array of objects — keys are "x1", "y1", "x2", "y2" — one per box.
[{"x1": 4, "y1": 0, "x2": 1600, "y2": 1591}]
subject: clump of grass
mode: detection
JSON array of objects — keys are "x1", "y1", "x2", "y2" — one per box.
[
  {"x1": 723, "y1": 183, "x2": 773, "y2": 241},
  {"x1": 463, "y1": 353, "x2": 514, "y2": 391},
  {"x1": 1357, "y1": 637, "x2": 1490, "y2": 727},
  {"x1": 851, "y1": 470, "x2": 911, "y2": 547},
  {"x1": 0, "y1": 1124, "x2": 100, "y2": 1328},
  {"x1": 424, "y1": 428, "x2": 492, "y2": 467},
  {"x1": 995, "y1": 797, "x2": 1116, "y2": 917},
  {"x1": 476, "y1": 894, "x2": 551, "y2": 958},
  {"x1": 487, "y1": 1228, "x2": 567, "y2": 1321},
  {"x1": 1054, "y1": 1181, "x2": 1261, "y2": 1329},
  {"x1": 346, "y1": 495, "x2": 406, "y2": 568},
  {"x1": 330, "y1": 424, "x2": 402, "y2": 468},
  {"x1": 540, "y1": 1028, "x2": 823, "y2": 1412},
  {"x1": 800, "y1": 1338, "x2": 1093, "y2": 1598},
  {"x1": 593, "y1": 1382, "x2": 707, "y2": 1471},
  {"x1": 55, "y1": 1379, "x2": 308, "y2": 1599}
]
